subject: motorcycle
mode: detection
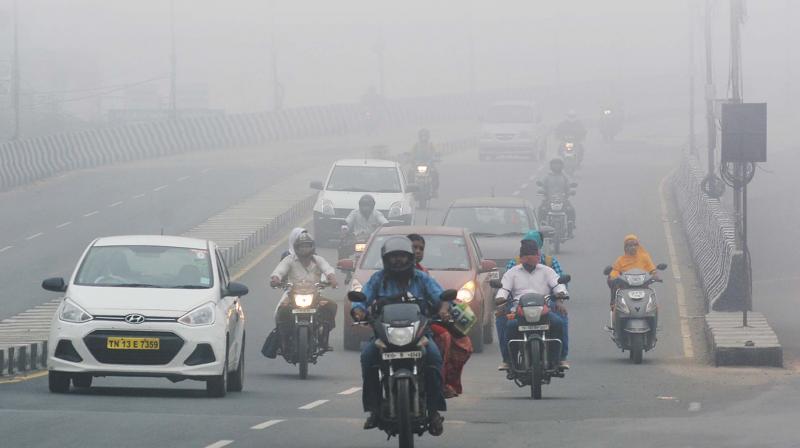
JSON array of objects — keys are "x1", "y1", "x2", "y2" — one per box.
[
  {"x1": 338, "y1": 232, "x2": 369, "y2": 284},
  {"x1": 558, "y1": 137, "x2": 583, "y2": 174},
  {"x1": 490, "y1": 276, "x2": 570, "y2": 399},
  {"x1": 348, "y1": 289, "x2": 456, "y2": 448},
  {"x1": 536, "y1": 182, "x2": 578, "y2": 253},
  {"x1": 413, "y1": 163, "x2": 433, "y2": 209},
  {"x1": 274, "y1": 280, "x2": 333, "y2": 379},
  {"x1": 603, "y1": 264, "x2": 668, "y2": 364},
  {"x1": 599, "y1": 108, "x2": 622, "y2": 142}
]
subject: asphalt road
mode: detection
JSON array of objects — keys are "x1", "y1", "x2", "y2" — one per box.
[{"x1": 2, "y1": 122, "x2": 799, "y2": 447}]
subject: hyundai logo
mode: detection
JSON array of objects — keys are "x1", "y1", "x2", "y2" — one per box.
[{"x1": 124, "y1": 314, "x2": 146, "y2": 324}]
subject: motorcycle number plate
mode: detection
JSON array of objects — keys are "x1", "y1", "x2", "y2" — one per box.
[
  {"x1": 628, "y1": 290, "x2": 647, "y2": 299},
  {"x1": 382, "y1": 351, "x2": 422, "y2": 360},
  {"x1": 292, "y1": 308, "x2": 317, "y2": 314},
  {"x1": 519, "y1": 324, "x2": 549, "y2": 331}
]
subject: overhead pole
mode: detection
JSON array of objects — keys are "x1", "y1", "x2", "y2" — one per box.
[
  {"x1": 703, "y1": 0, "x2": 716, "y2": 173},
  {"x1": 689, "y1": 0, "x2": 697, "y2": 155},
  {"x1": 11, "y1": 0, "x2": 20, "y2": 140},
  {"x1": 169, "y1": 0, "x2": 177, "y2": 120}
]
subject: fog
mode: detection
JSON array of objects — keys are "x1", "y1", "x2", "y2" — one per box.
[{"x1": 0, "y1": 1, "x2": 794, "y2": 126}]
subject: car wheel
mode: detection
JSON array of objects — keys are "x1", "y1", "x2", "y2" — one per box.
[
  {"x1": 207, "y1": 339, "x2": 229, "y2": 398},
  {"x1": 227, "y1": 333, "x2": 245, "y2": 392},
  {"x1": 72, "y1": 374, "x2": 92, "y2": 389},
  {"x1": 48, "y1": 371, "x2": 71, "y2": 393}
]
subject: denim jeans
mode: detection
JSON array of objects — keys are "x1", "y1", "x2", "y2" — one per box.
[
  {"x1": 503, "y1": 312, "x2": 567, "y2": 364},
  {"x1": 360, "y1": 338, "x2": 446, "y2": 413}
]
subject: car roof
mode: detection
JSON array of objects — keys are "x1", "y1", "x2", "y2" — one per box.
[
  {"x1": 334, "y1": 159, "x2": 398, "y2": 168},
  {"x1": 447, "y1": 196, "x2": 531, "y2": 208},
  {"x1": 375, "y1": 225, "x2": 467, "y2": 237},
  {"x1": 93, "y1": 235, "x2": 210, "y2": 250}
]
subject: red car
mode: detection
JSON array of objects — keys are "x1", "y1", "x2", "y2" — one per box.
[{"x1": 337, "y1": 226, "x2": 499, "y2": 352}]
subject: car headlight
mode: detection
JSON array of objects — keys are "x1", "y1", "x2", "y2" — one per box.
[
  {"x1": 386, "y1": 324, "x2": 417, "y2": 347},
  {"x1": 354, "y1": 243, "x2": 367, "y2": 253},
  {"x1": 350, "y1": 278, "x2": 363, "y2": 292},
  {"x1": 416, "y1": 165, "x2": 429, "y2": 174},
  {"x1": 645, "y1": 295, "x2": 657, "y2": 313},
  {"x1": 59, "y1": 298, "x2": 93, "y2": 323},
  {"x1": 178, "y1": 302, "x2": 216, "y2": 326},
  {"x1": 616, "y1": 295, "x2": 630, "y2": 314},
  {"x1": 456, "y1": 280, "x2": 475, "y2": 303},
  {"x1": 603, "y1": 109, "x2": 612, "y2": 115},
  {"x1": 294, "y1": 293, "x2": 314, "y2": 308},
  {"x1": 522, "y1": 305, "x2": 544, "y2": 323},
  {"x1": 388, "y1": 201, "x2": 403, "y2": 218},
  {"x1": 321, "y1": 199, "x2": 335, "y2": 216}
]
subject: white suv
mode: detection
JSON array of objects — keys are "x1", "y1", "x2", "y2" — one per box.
[
  {"x1": 479, "y1": 101, "x2": 547, "y2": 160},
  {"x1": 43, "y1": 235, "x2": 248, "y2": 397},
  {"x1": 310, "y1": 159, "x2": 415, "y2": 244}
]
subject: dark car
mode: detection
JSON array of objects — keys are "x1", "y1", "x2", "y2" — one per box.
[
  {"x1": 337, "y1": 225, "x2": 499, "y2": 353},
  {"x1": 442, "y1": 196, "x2": 546, "y2": 271}
]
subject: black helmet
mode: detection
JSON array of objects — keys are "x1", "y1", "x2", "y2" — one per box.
[
  {"x1": 381, "y1": 236, "x2": 415, "y2": 276},
  {"x1": 293, "y1": 232, "x2": 315, "y2": 256},
  {"x1": 359, "y1": 194, "x2": 376, "y2": 209},
  {"x1": 549, "y1": 158, "x2": 564, "y2": 172}
]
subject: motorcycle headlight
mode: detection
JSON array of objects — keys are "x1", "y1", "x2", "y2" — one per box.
[
  {"x1": 550, "y1": 202, "x2": 563, "y2": 211},
  {"x1": 616, "y1": 295, "x2": 630, "y2": 314},
  {"x1": 321, "y1": 199, "x2": 335, "y2": 216},
  {"x1": 354, "y1": 243, "x2": 367, "y2": 253},
  {"x1": 59, "y1": 298, "x2": 93, "y2": 323},
  {"x1": 350, "y1": 277, "x2": 363, "y2": 293},
  {"x1": 645, "y1": 295, "x2": 658, "y2": 313},
  {"x1": 456, "y1": 280, "x2": 475, "y2": 303},
  {"x1": 386, "y1": 324, "x2": 417, "y2": 347},
  {"x1": 178, "y1": 302, "x2": 216, "y2": 326},
  {"x1": 603, "y1": 109, "x2": 612, "y2": 115},
  {"x1": 522, "y1": 305, "x2": 544, "y2": 323},
  {"x1": 565, "y1": 142, "x2": 574, "y2": 149},
  {"x1": 294, "y1": 294, "x2": 314, "y2": 308},
  {"x1": 416, "y1": 165, "x2": 429, "y2": 174},
  {"x1": 388, "y1": 201, "x2": 403, "y2": 218},
  {"x1": 625, "y1": 274, "x2": 646, "y2": 286}
]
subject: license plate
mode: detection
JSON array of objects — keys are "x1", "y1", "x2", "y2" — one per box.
[
  {"x1": 628, "y1": 290, "x2": 647, "y2": 299},
  {"x1": 106, "y1": 337, "x2": 160, "y2": 350},
  {"x1": 519, "y1": 324, "x2": 549, "y2": 332},
  {"x1": 382, "y1": 351, "x2": 422, "y2": 360},
  {"x1": 292, "y1": 308, "x2": 317, "y2": 314}
]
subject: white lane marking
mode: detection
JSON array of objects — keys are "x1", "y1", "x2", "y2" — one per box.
[
  {"x1": 25, "y1": 233, "x2": 43, "y2": 240},
  {"x1": 512, "y1": 190, "x2": 520, "y2": 196},
  {"x1": 83, "y1": 211, "x2": 99, "y2": 218},
  {"x1": 688, "y1": 402, "x2": 702, "y2": 412},
  {"x1": 659, "y1": 172, "x2": 694, "y2": 359},
  {"x1": 298, "y1": 399, "x2": 329, "y2": 410},
  {"x1": 520, "y1": 183, "x2": 528, "y2": 189},
  {"x1": 55, "y1": 221, "x2": 72, "y2": 229},
  {"x1": 337, "y1": 387, "x2": 362, "y2": 395},
  {"x1": 0, "y1": 245, "x2": 13, "y2": 253},
  {"x1": 200, "y1": 168, "x2": 211, "y2": 174},
  {"x1": 153, "y1": 184, "x2": 169, "y2": 192},
  {"x1": 132, "y1": 193, "x2": 145, "y2": 199},
  {"x1": 177, "y1": 175, "x2": 190, "y2": 182},
  {"x1": 108, "y1": 201, "x2": 123, "y2": 208},
  {"x1": 250, "y1": 419, "x2": 285, "y2": 430},
  {"x1": 203, "y1": 441, "x2": 234, "y2": 448}
]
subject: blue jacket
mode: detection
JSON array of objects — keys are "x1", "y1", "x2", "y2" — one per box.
[{"x1": 352, "y1": 269, "x2": 444, "y2": 315}]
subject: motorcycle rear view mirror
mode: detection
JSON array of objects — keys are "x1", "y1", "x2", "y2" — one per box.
[
  {"x1": 569, "y1": 182, "x2": 578, "y2": 188},
  {"x1": 656, "y1": 263, "x2": 668, "y2": 271},
  {"x1": 309, "y1": 181, "x2": 324, "y2": 190},
  {"x1": 603, "y1": 266, "x2": 613, "y2": 276},
  {"x1": 489, "y1": 279, "x2": 503, "y2": 289},
  {"x1": 347, "y1": 291, "x2": 367, "y2": 303},
  {"x1": 440, "y1": 289, "x2": 457, "y2": 302},
  {"x1": 557, "y1": 275, "x2": 571, "y2": 285}
]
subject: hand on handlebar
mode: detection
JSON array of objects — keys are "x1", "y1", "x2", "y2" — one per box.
[
  {"x1": 270, "y1": 276, "x2": 282, "y2": 288},
  {"x1": 352, "y1": 308, "x2": 367, "y2": 322}
]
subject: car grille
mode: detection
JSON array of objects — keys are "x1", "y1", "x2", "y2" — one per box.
[{"x1": 84, "y1": 330, "x2": 184, "y2": 365}]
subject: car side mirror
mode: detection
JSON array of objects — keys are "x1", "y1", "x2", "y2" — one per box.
[
  {"x1": 603, "y1": 266, "x2": 613, "y2": 276},
  {"x1": 42, "y1": 277, "x2": 67, "y2": 293},
  {"x1": 479, "y1": 259, "x2": 497, "y2": 273},
  {"x1": 406, "y1": 184, "x2": 419, "y2": 193},
  {"x1": 570, "y1": 182, "x2": 578, "y2": 188},
  {"x1": 535, "y1": 180, "x2": 543, "y2": 187},
  {"x1": 440, "y1": 289, "x2": 457, "y2": 302},
  {"x1": 657, "y1": 263, "x2": 668, "y2": 271},
  {"x1": 337, "y1": 259, "x2": 355, "y2": 272},
  {"x1": 489, "y1": 279, "x2": 503, "y2": 289},
  {"x1": 309, "y1": 181, "x2": 324, "y2": 190},
  {"x1": 348, "y1": 291, "x2": 367, "y2": 303},
  {"x1": 224, "y1": 282, "x2": 249, "y2": 297},
  {"x1": 557, "y1": 274, "x2": 571, "y2": 285},
  {"x1": 539, "y1": 225, "x2": 555, "y2": 238}
]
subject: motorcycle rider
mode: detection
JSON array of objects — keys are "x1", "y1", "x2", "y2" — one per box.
[
  {"x1": 351, "y1": 236, "x2": 449, "y2": 436},
  {"x1": 340, "y1": 194, "x2": 389, "y2": 259},
  {"x1": 539, "y1": 158, "x2": 577, "y2": 236},
  {"x1": 409, "y1": 128, "x2": 440, "y2": 197},
  {"x1": 266, "y1": 229, "x2": 339, "y2": 355},
  {"x1": 555, "y1": 110, "x2": 588, "y2": 163},
  {"x1": 496, "y1": 239, "x2": 569, "y2": 371},
  {"x1": 606, "y1": 234, "x2": 659, "y2": 330}
]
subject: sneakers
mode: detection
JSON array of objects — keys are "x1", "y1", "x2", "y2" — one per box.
[
  {"x1": 428, "y1": 411, "x2": 444, "y2": 436},
  {"x1": 497, "y1": 362, "x2": 510, "y2": 371},
  {"x1": 363, "y1": 413, "x2": 379, "y2": 430}
]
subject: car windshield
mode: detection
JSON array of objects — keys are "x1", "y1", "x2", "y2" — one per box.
[
  {"x1": 74, "y1": 245, "x2": 214, "y2": 289},
  {"x1": 444, "y1": 207, "x2": 532, "y2": 236},
  {"x1": 326, "y1": 166, "x2": 402, "y2": 193},
  {"x1": 485, "y1": 105, "x2": 534, "y2": 123},
  {"x1": 361, "y1": 235, "x2": 471, "y2": 271}
]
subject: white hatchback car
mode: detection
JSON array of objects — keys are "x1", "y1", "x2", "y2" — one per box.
[{"x1": 42, "y1": 235, "x2": 248, "y2": 397}]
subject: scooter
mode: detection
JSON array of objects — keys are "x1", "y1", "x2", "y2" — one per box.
[{"x1": 603, "y1": 264, "x2": 667, "y2": 364}]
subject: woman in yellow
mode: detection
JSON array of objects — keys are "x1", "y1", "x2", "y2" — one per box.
[{"x1": 607, "y1": 234, "x2": 660, "y2": 303}]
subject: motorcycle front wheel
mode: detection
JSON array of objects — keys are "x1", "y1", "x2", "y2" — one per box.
[
  {"x1": 298, "y1": 326, "x2": 309, "y2": 379},
  {"x1": 397, "y1": 377, "x2": 414, "y2": 448},
  {"x1": 630, "y1": 333, "x2": 644, "y2": 365},
  {"x1": 529, "y1": 341, "x2": 543, "y2": 400}
]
